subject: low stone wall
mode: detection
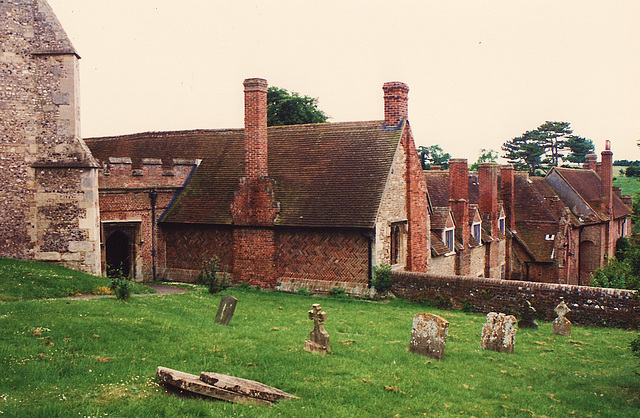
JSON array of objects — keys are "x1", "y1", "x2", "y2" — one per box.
[{"x1": 391, "y1": 271, "x2": 639, "y2": 329}]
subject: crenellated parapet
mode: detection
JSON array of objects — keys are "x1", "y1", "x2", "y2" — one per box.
[{"x1": 98, "y1": 157, "x2": 199, "y2": 189}]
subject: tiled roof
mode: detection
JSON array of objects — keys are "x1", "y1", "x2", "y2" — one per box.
[
  {"x1": 514, "y1": 222, "x2": 558, "y2": 262},
  {"x1": 424, "y1": 170, "x2": 479, "y2": 206},
  {"x1": 86, "y1": 121, "x2": 402, "y2": 228},
  {"x1": 431, "y1": 233, "x2": 450, "y2": 257},
  {"x1": 430, "y1": 207, "x2": 451, "y2": 230},
  {"x1": 551, "y1": 167, "x2": 632, "y2": 221}
]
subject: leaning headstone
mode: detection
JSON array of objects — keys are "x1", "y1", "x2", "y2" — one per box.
[
  {"x1": 409, "y1": 313, "x2": 449, "y2": 360},
  {"x1": 553, "y1": 301, "x2": 571, "y2": 336},
  {"x1": 304, "y1": 304, "x2": 330, "y2": 354},
  {"x1": 518, "y1": 300, "x2": 538, "y2": 329},
  {"x1": 481, "y1": 312, "x2": 517, "y2": 354},
  {"x1": 214, "y1": 296, "x2": 237, "y2": 326}
]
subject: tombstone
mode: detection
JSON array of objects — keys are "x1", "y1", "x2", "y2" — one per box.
[
  {"x1": 480, "y1": 312, "x2": 517, "y2": 354},
  {"x1": 214, "y1": 296, "x2": 237, "y2": 326},
  {"x1": 553, "y1": 301, "x2": 571, "y2": 336},
  {"x1": 409, "y1": 313, "x2": 449, "y2": 360},
  {"x1": 304, "y1": 304, "x2": 330, "y2": 354},
  {"x1": 518, "y1": 300, "x2": 538, "y2": 329}
]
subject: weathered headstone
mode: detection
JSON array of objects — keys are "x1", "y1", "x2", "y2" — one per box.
[
  {"x1": 214, "y1": 296, "x2": 237, "y2": 326},
  {"x1": 304, "y1": 304, "x2": 330, "y2": 354},
  {"x1": 518, "y1": 300, "x2": 538, "y2": 329},
  {"x1": 553, "y1": 301, "x2": 571, "y2": 336},
  {"x1": 409, "y1": 313, "x2": 449, "y2": 360},
  {"x1": 481, "y1": 312, "x2": 517, "y2": 354}
]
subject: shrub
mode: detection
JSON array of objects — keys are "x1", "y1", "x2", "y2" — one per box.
[
  {"x1": 329, "y1": 287, "x2": 347, "y2": 298},
  {"x1": 109, "y1": 275, "x2": 131, "y2": 301},
  {"x1": 631, "y1": 334, "x2": 640, "y2": 358},
  {"x1": 236, "y1": 282, "x2": 252, "y2": 291},
  {"x1": 372, "y1": 263, "x2": 393, "y2": 292},
  {"x1": 296, "y1": 287, "x2": 310, "y2": 296},
  {"x1": 196, "y1": 257, "x2": 231, "y2": 294}
]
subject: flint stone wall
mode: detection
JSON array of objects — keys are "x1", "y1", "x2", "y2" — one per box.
[{"x1": 391, "y1": 271, "x2": 639, "y2": 329}]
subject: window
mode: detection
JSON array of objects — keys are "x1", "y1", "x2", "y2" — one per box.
[
  {"x1": 472, "y1": 222, "x2": 481, "y2": 243},
  {"x1": 390, "y1": 223, "x2": 405, "y2": 265},
  {"x1": 499, "y1": 216, "x2": 505, "y2": 235},
  {"x1": 443, "y1": 227, "x2": 455, "y2": 253}
]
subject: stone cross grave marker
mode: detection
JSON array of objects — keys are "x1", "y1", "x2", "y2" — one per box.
[
  {"x1": 553, "y1": 301, "x2": 571, "y2": 336},
  {"x1": 214, "y1": 296, "x2": 237, "y2": 326},
  {"x1": 304, "y1": 304, "x2": 330, "y2": 354},
  {"x1": 409, "y1": 313, "x2": 449, "y2": 360},
  {"x1": 481, "y1": 312, "x2": 517, "y2": 354},
  {"x1": 518, "y1": 300, "x2": 538, "y2": 329}
]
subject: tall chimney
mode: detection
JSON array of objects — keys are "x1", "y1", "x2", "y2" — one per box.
[
  {"x1": 243, "y1": 78, "x2": 269, "y2": 179},
  {"x1": 601, "y1": 140, "x2": 615, "y2": 257},
  {"x1": 383, "y1": 82, "x2": 409, "y2": 128},
  {"x1": 601, "y1": 140, "x2": 614, "y2": 219},
  {"x1": 449, "y1": 158, "x2": 470, "y2": 243},
  {"x1": 499, "y1": 165, "x2": 515, "y2": 232},
  {"x1": 584, "y1": 153, "x2": 597, "y2": 171},
  {"x1": 479, "y1": 162, "x2": 499, "y2": 236}
]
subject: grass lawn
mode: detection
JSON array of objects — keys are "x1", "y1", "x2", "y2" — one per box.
[
  {"x1": 613, "y1": 166, "x2": 640, "y2": 196},
  {"x1": 0, "y1": 258, "x2": 154, "y2": 302},
  {"x1": 1, "y1": 277, "x2": 638, "y2": 416}
]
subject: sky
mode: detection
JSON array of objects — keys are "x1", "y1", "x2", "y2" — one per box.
[{"x1": 47, "y1": 0, "x2": 640, "y2": 163}]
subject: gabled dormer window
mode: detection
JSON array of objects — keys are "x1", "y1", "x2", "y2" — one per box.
[
  {"x1": 443, "y1": 227, "x2": 455, "y2": 253},
  {"x1": 472, "y1": 221, "x2": 482, "y2": 243}
]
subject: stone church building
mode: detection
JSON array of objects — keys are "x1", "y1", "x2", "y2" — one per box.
[{"x1": 0, "y1": 0, "x2": 101, "y2": 274}]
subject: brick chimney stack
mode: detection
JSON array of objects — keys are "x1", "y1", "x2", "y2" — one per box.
[
  {"x1": 601, "y1": 141, "x2": 615, "y2": 255},
  {"x1": 243, "y1": 78, "x2": 269, "y2": 179},
  {"x1": 584, "y1": 153, "x2": 597, "y2": 171},
  {"x1": 499, "y1": 165, "x2": 515, "y2": 232},
  {"x1": 383, "y1": 82, "x2": 409, "y2": 128},
  {"x1": 449, "y1": 158, "x2": 470, "y2": 242},
  {"x1": 478, "y1": 162, "x2": 499, "y2": 236}
]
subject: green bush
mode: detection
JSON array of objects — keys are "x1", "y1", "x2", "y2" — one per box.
[
  {"x1": 329, "y1": 287, "x2": 347, "y2": 298},
  {"x1": 631, "y1": 334, "x2": 640, "y2": 357},
  {"x1": 196, "y1": 257, "x2": 231, "y2": 294},
  {"x1": 296, "y1": 287, "x2": 310, "y2": 296},
  {"x1": 372, "y1": 263, "x2": 393, "y2": 292},
  {"x1": 109, "y1": 276, "x2": 131, "y2": 302},
  {"x1": 236, "y1": 282, "x2": 252, "y2": 291}
]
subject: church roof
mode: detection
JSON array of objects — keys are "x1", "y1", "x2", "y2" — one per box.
[
  {"x1": 86, "y1": 121, "x2": 403, "y2": 229},
  {"x1": 30, "y1": 0, "x2": 80, "y2": 57}
]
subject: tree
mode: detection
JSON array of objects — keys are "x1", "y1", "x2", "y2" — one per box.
[
  {"x1": 502, "y1": 121, "x2": 594, "y2": 174},
  {"x1": 417, "y1": 145, "x2": 451, "y2": 169},
  {"x1": 470, "y1": 148, "x2": 498, "y2": 171},
  {"x1": 267, "y1": 87, "x2": 328, "y2": 126}
]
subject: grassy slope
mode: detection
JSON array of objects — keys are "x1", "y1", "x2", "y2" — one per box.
[
  {"x1": 613, "y1": 166, "x2": 640, "y2": 196},
  {"x1": 0, "y1": 286, "x2": 638, "y2": 417},
  {"x1": 0, "y1": 258, "x2": 153, "y2": 302}
]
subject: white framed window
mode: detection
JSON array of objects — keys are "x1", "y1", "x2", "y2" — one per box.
[
  {"x1": 499, "y1": 216, "x2": 506, "y2": 235},
  {"x1": 472, "y1": 221, "x2": 481, "y2": 243},
  {"x1": 390, "y1": 222, "x2": 406, "y2": 265},
  {"x1": 443, "y1": 227, "x2": 455, "y2": 253}
]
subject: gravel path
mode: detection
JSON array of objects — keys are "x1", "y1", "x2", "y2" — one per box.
[{"x1": 66, "y1": 284, "x2": 188, "y2": 300}]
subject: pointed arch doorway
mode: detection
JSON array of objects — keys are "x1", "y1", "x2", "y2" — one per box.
[{"x1": 103, "y1": 222, "x2": 140, "y2": 279}]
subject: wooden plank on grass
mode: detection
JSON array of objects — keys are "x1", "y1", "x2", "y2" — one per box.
[
  {"x1": 156, "y1": 366, "x2": 272, "y2": 406},
  {"x1": 200, "y1": 371, "x2": 298, "y2": 402}
]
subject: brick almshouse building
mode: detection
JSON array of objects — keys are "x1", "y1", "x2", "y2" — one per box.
[{"x1": 2, "y1": 1, "x2": 632, "y2": 292}]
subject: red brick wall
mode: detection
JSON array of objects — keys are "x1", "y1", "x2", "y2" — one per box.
[
  {"x1": 391, "y1": 271, "x2": 639, "y2": 329},
  {"x1": 162, "y1": 223, "x2": 233, "y2": 274},
  {"x1": 402, "y1": 127, "x2": 430, "y2": 272},
  {"x1": 233, "y1": 227, "x2": 277, "y2": 287},
  {"x1": 277, "y1": 229, "x2": 370, "y2": 284}
]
